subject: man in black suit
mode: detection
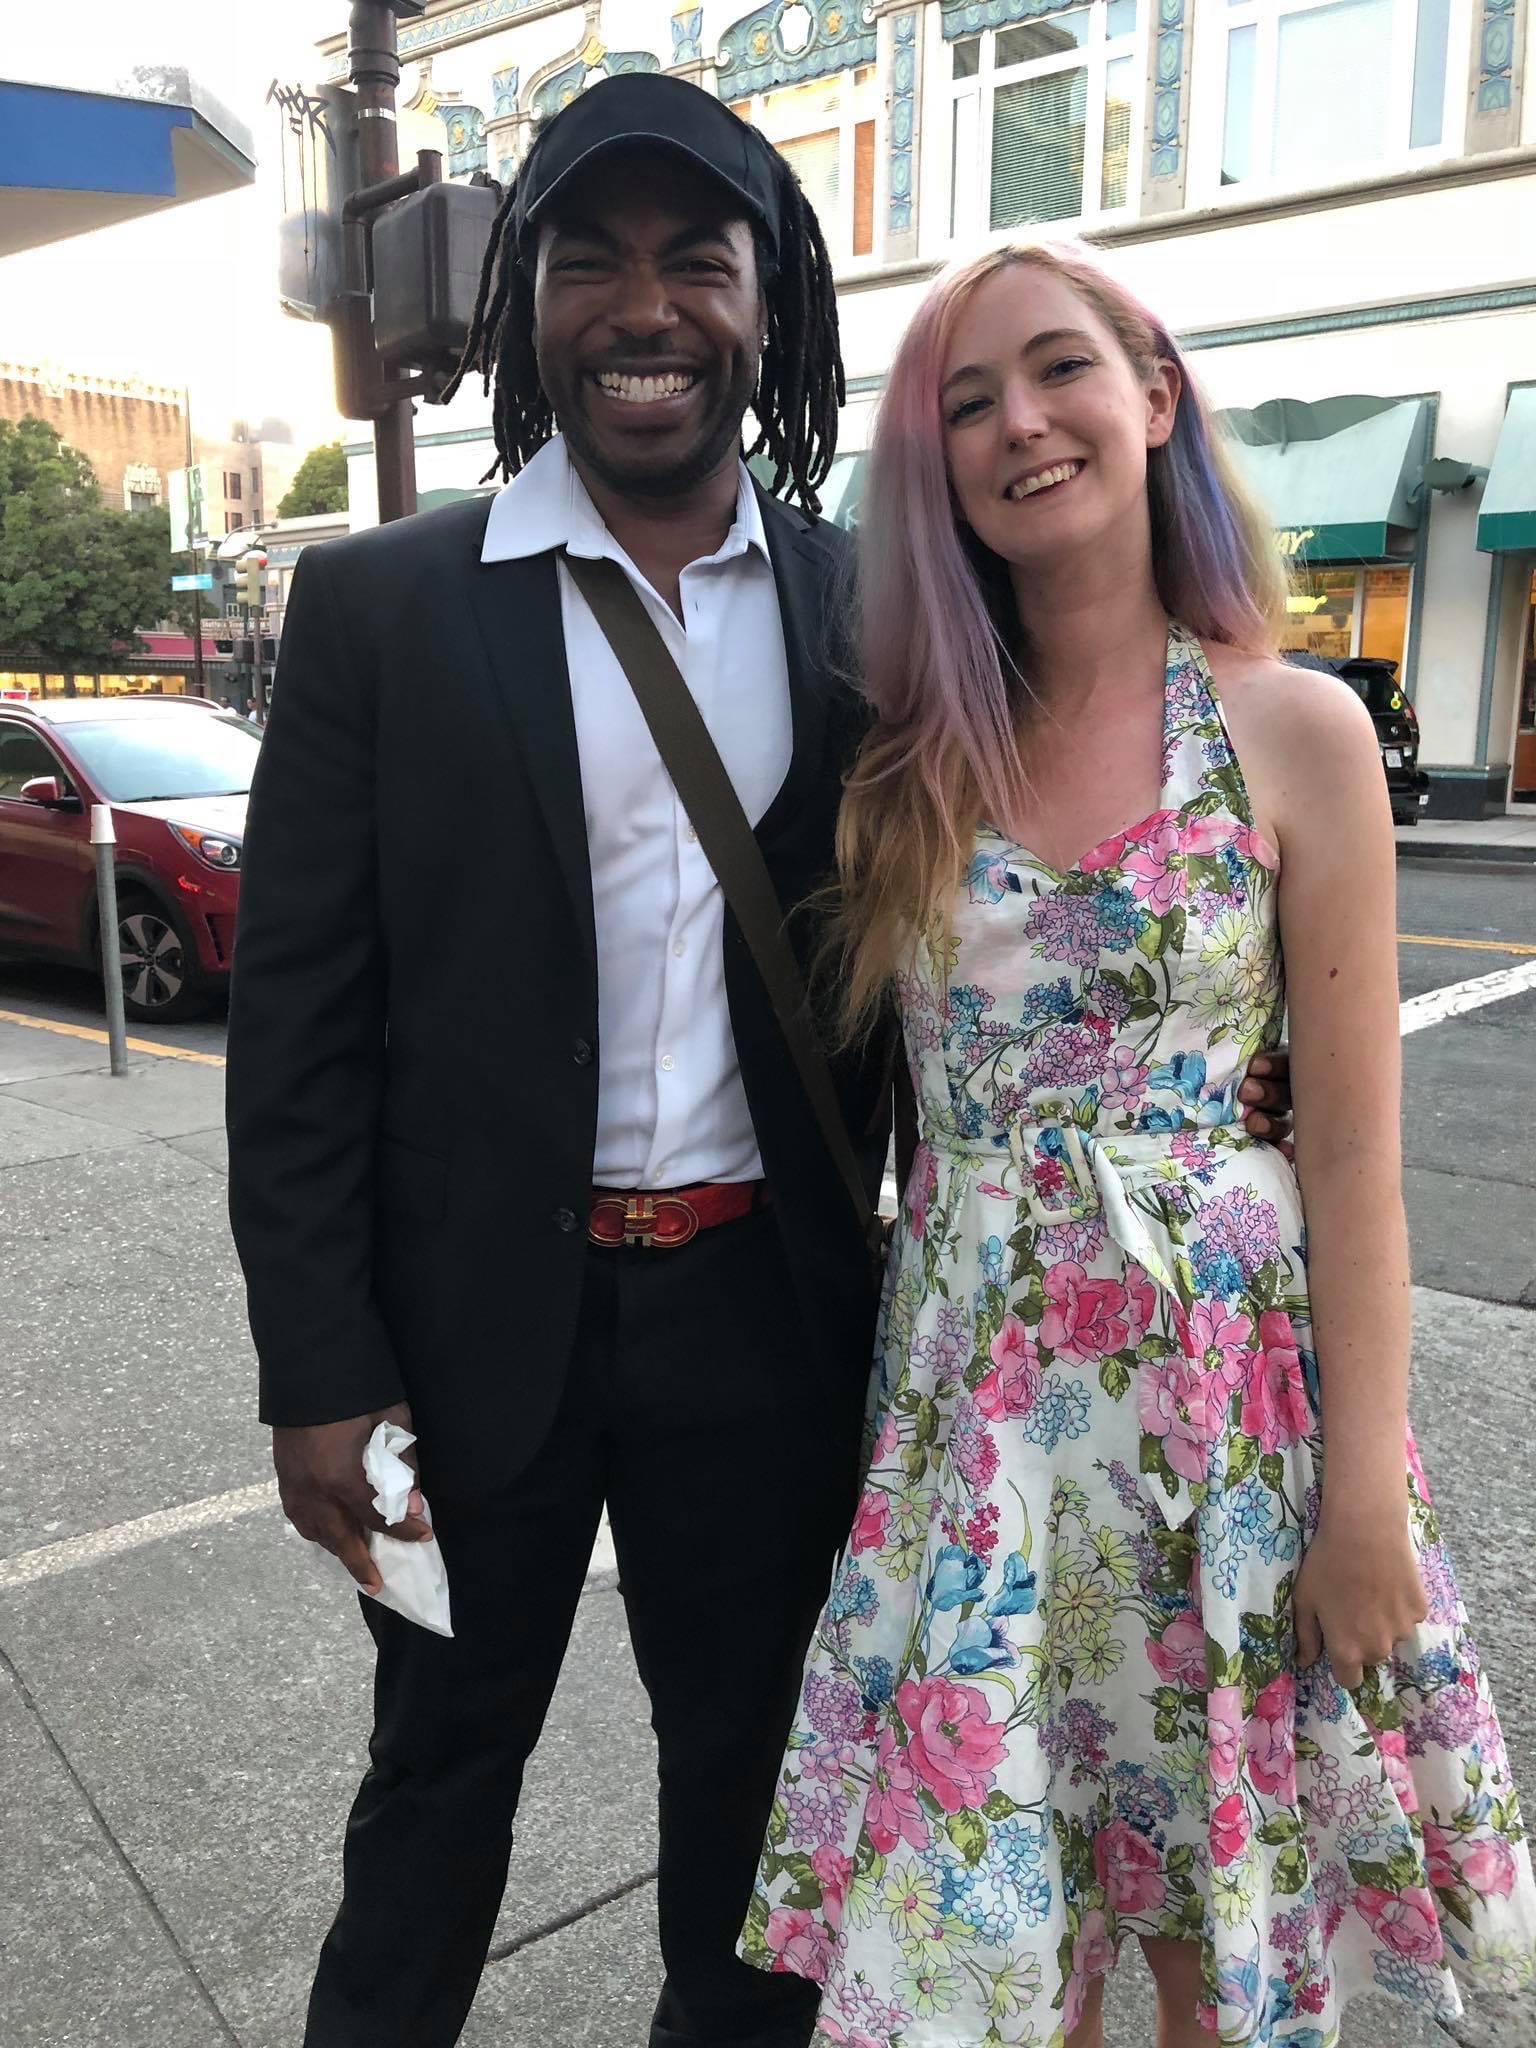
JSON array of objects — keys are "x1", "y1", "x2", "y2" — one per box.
[{"x1": 227, "y1": 75, "x2": 1291, "y2": 2048}]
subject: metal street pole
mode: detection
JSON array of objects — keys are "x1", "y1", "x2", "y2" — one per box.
[
  {"x1": 349, "y1": 1, "x2": 418, "y2": 523},
  {"x1": 91, "y1": 806, "x2": 130, "y2": 1076},
  {"x1": 182, "y1": 387, "x2": 207, "y2": 701}
]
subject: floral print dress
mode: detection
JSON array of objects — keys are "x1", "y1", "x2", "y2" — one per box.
[{"x1": 744, "y1": 627, "x2": 1536, "y2": 2045}]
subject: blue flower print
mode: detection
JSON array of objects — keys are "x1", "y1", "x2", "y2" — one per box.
[
  {"x1": 1147, "y1": 1051, "x2": 1208, "y2": 1104},
  {"x1": 979, "y1": 1235, "x2": 1005, "y2": 1288},
  {"x1": 988, "y1": 1550, "x2": 1039, "y2": 1618},
  {"x1": 852, "y1": 1654, "x2": 894, "y2": 1707},
  {"x1": 967, "y1": 851, "x2": 1019, "y2": 904},
  {"x1": 928, "y1": 1544, "x2": 986, "y2": 1611},
  {"x1": 949, "y1": 1616, "x2": 1016, "y2": 1674}
]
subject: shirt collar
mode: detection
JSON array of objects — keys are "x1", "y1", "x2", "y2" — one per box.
[{"x1": 479, "y1": 434, "x2": 770, "y2": 571}]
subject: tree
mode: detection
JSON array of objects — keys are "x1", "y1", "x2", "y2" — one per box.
[
  {"x1": 278, "y1": 441, "x2": 348, "y2": 518},
  {"x1": 0, "y1": 417, "x2": 182, "y2": 675}
]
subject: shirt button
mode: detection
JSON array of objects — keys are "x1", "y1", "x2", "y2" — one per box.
[
  {"x1": 672, "y1": 940, "x2": 687, "y2": 959},
  {"x1": 572, "y1": 1038, "x2": 593, "y2": 1065},
  {"x1": 684, "y1": 822, "x2": 698, "y2": 843},
  {"x1": 659, "y1": 1054, "x2": 675, "y2": 1073},
  {"x1": 553, "y1": 1207, "x2": 579, "y2": 1233}
]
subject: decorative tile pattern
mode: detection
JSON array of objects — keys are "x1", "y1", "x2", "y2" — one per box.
[
  {"x1": 439, "y1": 102, "x2": 489, "y2": 174},
  {"x1": 716, "y1": 0, "x2": 878, "y2": 98},
  {"x1": 672, "y1": 6, "x2": 705, "y2": 62},
  {"x1": 491, "y1": 64, "x2": 520, "y2": 116},
  {"x1": 1149, "y1": 0, "x2": 1187, "y2": 181},
  {"x1": 397, "y1": 0, "x2": 561, "y2": 58},
  {"x1": 939, "y1": 0, "x2": 1063, "y2": 37},
  {"x1": 887, "y1": 11, "x2": 917, "y2": 235},
  {"x1": 1476, "y1": 0, "x2": 1518, "y2": 112},
  {"x1": 531, "y1": 48, "x2": 662, "y2": 118}
]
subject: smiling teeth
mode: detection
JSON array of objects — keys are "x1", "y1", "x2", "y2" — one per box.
[
  {"x1": 596, "y1": 372, "x2": 697, "y2": 404},
  {"x1": 1007, "y1": 461, "x2": 1082, "y2": 501}
]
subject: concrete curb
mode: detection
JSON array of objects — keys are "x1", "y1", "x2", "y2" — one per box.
[{"x1": 1395, "y1": 838, "x2": 1536, "y2": 866}]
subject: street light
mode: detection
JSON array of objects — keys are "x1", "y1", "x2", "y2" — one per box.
[{"x1": 237, "y1": 549, "x2": 269, "y2": 721}]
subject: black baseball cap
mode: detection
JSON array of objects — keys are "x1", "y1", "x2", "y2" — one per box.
[{"x1": 512, "y1": 74, "x2": 783, "y2": 263}]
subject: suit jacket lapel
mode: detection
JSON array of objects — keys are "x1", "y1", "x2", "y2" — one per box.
[{"x1": 464, "y1": 546, "x2": 598, "y2": 971}]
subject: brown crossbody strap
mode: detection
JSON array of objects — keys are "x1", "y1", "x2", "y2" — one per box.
[{"x1": 563, "y1": 552, "x2": 881, "y2": 1259}]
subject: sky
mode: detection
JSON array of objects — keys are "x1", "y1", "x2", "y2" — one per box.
[{"x1": 2, "y1": 1, "x2": 351, "y2": 453}]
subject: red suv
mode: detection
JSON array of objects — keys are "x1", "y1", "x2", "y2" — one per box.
[{"x1": 0, "y1": 697, "x2": 259, "y2": 1022}]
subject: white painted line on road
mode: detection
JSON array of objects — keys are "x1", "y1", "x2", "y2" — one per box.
[
  {"x1": 1398, "y1": 957, "x2": 1536, "y2": 1038},
  {"x1": 0, "y1": 1482, "x2": 619, "y2": 1594},
  {"x1": 0, "y1": 1479, "x2": 279, "y2": 1591}
]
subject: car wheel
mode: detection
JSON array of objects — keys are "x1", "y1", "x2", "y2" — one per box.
[{"x1": 110, "y1": 894, "x2": 211, "y2": 1024}]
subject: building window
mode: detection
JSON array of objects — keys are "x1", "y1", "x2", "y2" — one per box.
[
  {"x1": 949, "y1": 2, "x2": 1140, "y2": 240},
  {"x1": 228, "y1": 472, "x2": 242, "y2": 501},
  {"x1": 1209, "y1": 0, "x2": 1452, "y2": 194},
  {"x1": 1281, "y1": 564, "x2": 1410, "y2": 667},
  {"x1": 128, "y1": 490, "x2": 158, "y2": 513},
  {"x1": 226, "y1": 511, "x2": 241, "y2": 534},
  {"x1": 731, "y1": 69, "x2": 879, "y2": 262},
  {"x1": 250, "y1": 467, "x2": 261, "y2": 495}
]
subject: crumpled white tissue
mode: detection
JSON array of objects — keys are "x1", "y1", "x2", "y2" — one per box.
[{"x1": 361, "y1": 1421, "x2": 453, "y2": 1637}]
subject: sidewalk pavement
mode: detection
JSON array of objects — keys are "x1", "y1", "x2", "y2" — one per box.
[
  {"x1": 2, "y1": 1019, "x2": 1534, "y2": 2045},
  {"x1": 1397, "y1": 813, "x2": 1536, "y2": 863}
]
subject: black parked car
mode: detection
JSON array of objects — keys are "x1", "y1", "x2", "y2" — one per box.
[{"x1": 1285, "y1": 654, "x2": 1430, "y2": 825}]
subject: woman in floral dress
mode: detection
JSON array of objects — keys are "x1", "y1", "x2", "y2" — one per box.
[{"x1": 742, "y1": 244, "x2": 1536, "y2": 2046}]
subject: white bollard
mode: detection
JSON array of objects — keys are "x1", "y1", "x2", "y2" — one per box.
[{"x1": 90, "y1": 805, "x2": 129, "y2": 1077}]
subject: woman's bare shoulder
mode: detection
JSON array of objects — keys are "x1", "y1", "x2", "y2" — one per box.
[{"x1": 1201, "y1": 642, "x2": 1377, "y2": 761}]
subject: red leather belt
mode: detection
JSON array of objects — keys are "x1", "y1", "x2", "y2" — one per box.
[{"x1": 588, "y1": 1180, "x2": 769, "y2": 1248}]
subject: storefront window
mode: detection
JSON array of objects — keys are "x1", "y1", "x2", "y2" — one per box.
[
  {"x1": 731, "y1": 70, "x2": 878, "y2": 261},
  {"x1": 1280, "y1": 564, "x2": 1411, "y2": 670},
  {"x1": 1514, "y1": 569, "x2": 1536, "y2": 803}
]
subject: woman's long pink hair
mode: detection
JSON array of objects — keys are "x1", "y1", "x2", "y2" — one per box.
[{"x1": 832, "y1": 241, "x2": 1286, "y2": 1032}]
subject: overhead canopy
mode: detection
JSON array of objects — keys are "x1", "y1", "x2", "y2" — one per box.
[
  {"x1": 1477, "y1": 387, "x2": 1536, "y2": 554},
  {"x1": 0, "y1": 76, "x2": 254, "y2": 257},
  {"x1": 1219, "y1": 395, "x2": 1432, "y2": 562}
]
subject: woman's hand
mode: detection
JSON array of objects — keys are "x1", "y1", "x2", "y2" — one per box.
[{"x1": 1294, "y1": 1505, "x2": 1428, "y2": 1692}]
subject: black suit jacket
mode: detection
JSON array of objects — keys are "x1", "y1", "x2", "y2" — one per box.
[{"x1": 226, "y1": 484, "x2": 893, "y2": 1499}]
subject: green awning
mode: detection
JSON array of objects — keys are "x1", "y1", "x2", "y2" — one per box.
[
  {"x1": 1219, "y1": 396, "x2": 1431, "y2": 562},
  {"x1": 1477, "y1": 388, "x2": 1536, "y2": 554}
]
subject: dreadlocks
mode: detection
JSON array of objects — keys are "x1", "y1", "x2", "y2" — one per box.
[{"x1": 441, "y1": 145, "x2": 845, "y2": 515}]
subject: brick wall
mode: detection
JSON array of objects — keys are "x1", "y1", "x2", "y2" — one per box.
[{"x1": 0, "y1": 369, "x2": 185, "y2": 505}]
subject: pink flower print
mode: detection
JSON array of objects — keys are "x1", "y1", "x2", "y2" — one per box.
[
  {"x1": 1373, "y1": 1725, "x2": 1418, "y2": 1816},
  {"x1": 1182, "y1": 1300, "x2": 1254, "y2": 1385},
  {"x1": 1460, "y1": 1837, "x2": 1518, "y2": 1900},
  {"x1": 1097, "y1": 1043, "x2": 1151, "y2": 1113},
  {"x1": 1120, "y1": 1265, "x2": 1156, "y2": 1352},
  {"x1": 1355, "y1": 1886, "x2": 1443, "y2": 1963},
  {"x1": 874, "y1": 1410, "x2": 900, "y2": 1465},
  {"x1": 1064, "y1": 1908, "x2": 1117, "y2": 2031},
  {"x1": 907, "y1": 1146, "x2": 938, "y2": 1240},
  {"x1": 1405, "y1": 1426, "x2": 1433, "y2": 1503},
  {"x1": 1240, "y1": 1314, "x2": 1315, "y2": 1453},
  {"x1": 1207, "y1": 1685, "x2": 1244, "y2": 1789},
  {"x1": 894, "y1": 1675, "x2": 1007, "y2": 1814},
  {"x1": 1093, "y1": 1820, "x2": 1167, "y2": 1914},
  {"x1": 815, "y1": 2024, "x2": 886, "y2": 2048},
  {"x1": 1422, "y1": 1823, "x2": 1458, "y2": 1891},
  {"x1": 1120, "y1": 812, "x2": 1187, "y2": 916},
  {"x1": 849, "y1": 1488, "x2": 890, "y2": 1557},
  {"x1": 1146, "y1": 1610, "x2": 1207, "y2": 1689},
  {"x1": 865, "y1": 1724, "x2": 929, "y2": 1855},
  {"x1": 1246, "y1": 1674, "x2": 1297, "y2": 1804},
  {"x1": 1182, "y1": 814, "x2": 1231, "y2": 857},
  {"x1": 1138, "y1": 1354, "x2": 1230, "y2": 1484},
  {"x1": 1233, "y1": 823, "x2": 1279, "y2": 871},
  {"x1": 1040, "y1": 1263, "x2": 1130, "y2": 1364},
  {"x1": 811, "y1": 1845, "x2": 853, "y2": 1930},
  {"x1": 1209, "y1": 1791, "x2": 1251, "y2": 1867},
  {"x1": 974, "y1": 1314, "x2": 1043, "y2": 1421},
  {"x1": 765, "y1": 1906, "x2": 833, "y2": 1981}
]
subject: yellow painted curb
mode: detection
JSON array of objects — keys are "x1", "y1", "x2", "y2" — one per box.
[{"x1": 0, "y1": 1008, "x2": 226, "y2": 1067}]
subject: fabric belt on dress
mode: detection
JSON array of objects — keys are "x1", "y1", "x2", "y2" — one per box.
[{"x1": 587, "y1": 1180, "x2": 769, "y2": 1248}]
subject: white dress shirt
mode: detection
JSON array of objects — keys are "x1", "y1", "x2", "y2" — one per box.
[{"x1": 480, "y1": 436, "x2": 793, "y2": 1188}]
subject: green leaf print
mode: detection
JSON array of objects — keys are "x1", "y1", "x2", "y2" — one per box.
[
  {"x1": 946, "y1": 1809, "x2": 989, "y2": 1867},
  {"x1": 1258, "y1": 1813, "x2": 1303, "y2": 1847},
  {"x1": 1098, "y1": 1357, "x2": 1132, "y2": 1400},
  {"x1": 1258, "y1": 1453, "x2": 1288, "y2": 1492},
  {"x1": 1205, "y1": 1637, "x2": 1243, "y2": 1690},
  {"x1": 982, "y1": 1789, "x2": 1025, "y2": 1821},
  {"x1": 913, "y1": 1396, "x2": 939, "y2": 1448},
  {"x1": 767, "y1": 1798, "x2": 788, "y2": 1847},
  {"x1": 1167, "y1": 1843, "x2": 1196, "y2": 1877},
  {"x1": 1130, "y1": 963, "x2": 1156, "y2": 1000},
  {"x1": 1013, "y1": 1276, "x2": 1048, "y2": 1325},
  {"x1": 1225, "y1": 1433, "x2": 1260, "y2": 1486},
  {"x1": 902, "y1": 1442, "x2": 928, "y2": 1483},
  {"x1": 1347, "y1": 1859, "x2": 1402, "y2": 1893},
  {"x1": 1136, "y1": 917, "x2": 1165, "y2": 961},
  {"x1": 1273, "y1": 1846, "x2": 1310, "y2": 1895}
]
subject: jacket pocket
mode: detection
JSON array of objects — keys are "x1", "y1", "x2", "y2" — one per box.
[{"x1": 376, "y1": 1134, "x2": 449, "y2": 1222}]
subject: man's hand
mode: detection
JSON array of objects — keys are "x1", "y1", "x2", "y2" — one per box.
[
  {"x1": 273, "y1": 1401, "x2": 433, "y2": 1593},
  {"x1": 1238, "y1": 1047, "x2": 1292, "y2": 1148}
]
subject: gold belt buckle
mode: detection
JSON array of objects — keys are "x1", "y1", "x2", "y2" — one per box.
[{"x1": 589, "y1": 1193, "x2": 700, "y2": 1248}]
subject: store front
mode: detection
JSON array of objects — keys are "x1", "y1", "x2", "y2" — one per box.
[
  {"x1": 1476, "y1": 385, "x2": 1536, "y2": 810},
  {"x1": 1221, "y1": 394, "x2": 1428, "y2": 687}
]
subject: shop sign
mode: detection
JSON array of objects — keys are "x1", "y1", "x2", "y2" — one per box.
[{"x1": 1274, "y1": 528, "x2": 1316, "y2": 558}]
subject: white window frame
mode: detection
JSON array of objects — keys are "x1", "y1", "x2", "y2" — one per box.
[
  {"x1": 1187, "y1": 0, "x2": 1473, "y2": 205},
  {"x1": 947, "y1": 2, "x2": 1144, "y2": 245},
  {"x1": 733, "y1": 66, "x2": 880, "y2": 269}
]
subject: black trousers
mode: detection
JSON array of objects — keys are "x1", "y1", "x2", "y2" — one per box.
[{"x1": 304, "y1": 1208, "x2": 867, "y2": 2047}]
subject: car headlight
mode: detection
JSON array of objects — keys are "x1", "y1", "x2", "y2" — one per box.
[{"x1": 169, "y1": 823, "x2": 242, "y2": 872}]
